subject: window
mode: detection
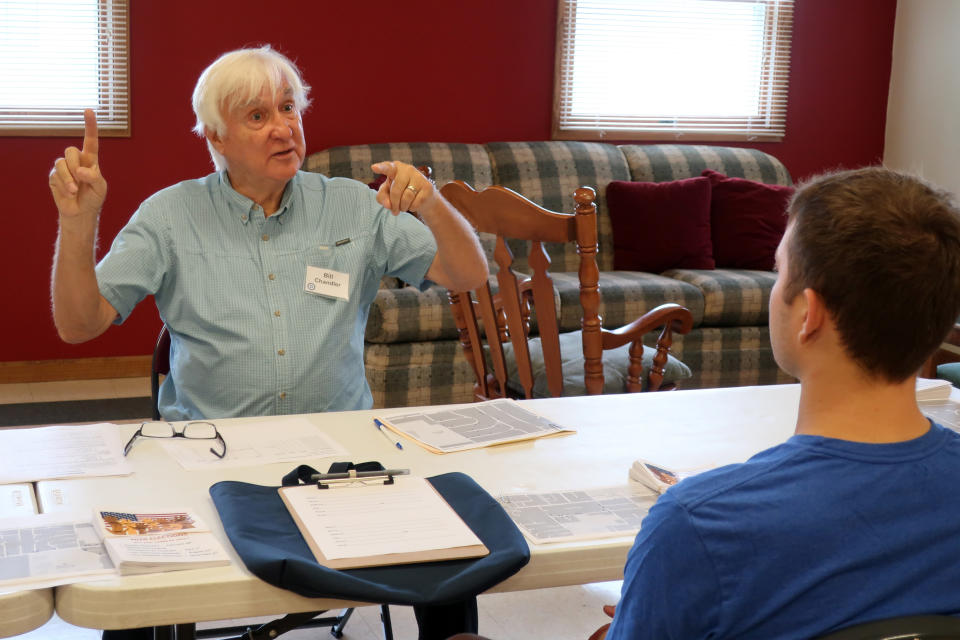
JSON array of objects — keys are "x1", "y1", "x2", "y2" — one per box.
[
  {"x1": 0, "y1": 0, "x2": 129, "y2": 137},
  {"x1": 553, "y1": 0, "x2": 793, "y2": 141}
]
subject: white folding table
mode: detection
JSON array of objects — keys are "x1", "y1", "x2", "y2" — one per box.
[{"x1": 38, "y1": 384, "x2": 806, "y2": 632}]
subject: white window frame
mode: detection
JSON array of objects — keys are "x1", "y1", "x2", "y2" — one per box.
[
  {"x1": 0, "y1": 0, "x2": 129, "y2": 137},
  {"x1": 553, "y1": 0, "x2": 794, "y2": 142}
]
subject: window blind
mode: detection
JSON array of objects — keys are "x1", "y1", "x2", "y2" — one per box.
[
  {"x1": 553, "y1": 0, "x2": 793, "y2": 141},
  {"x1": 0, "y1": 0, "x2": 129, "y2": 136}
]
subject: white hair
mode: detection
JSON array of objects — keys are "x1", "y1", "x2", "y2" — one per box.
[{"x1": 191, "y1": 45, "x2": 312, "y2": 171}]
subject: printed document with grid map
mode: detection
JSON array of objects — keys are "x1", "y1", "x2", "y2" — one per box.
[
  {"x1": 497, "y1": 486, "x2": 658, "y2": 544},
  {"x1": 375, "y1": 399, "x2": 575, "y2": 453},
  {"x1": 0, "y1": 513, "x2": 114, "y2": 592}
]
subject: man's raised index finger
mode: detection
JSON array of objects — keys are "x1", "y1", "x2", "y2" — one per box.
[{"x1": 82, "y1": 108, "x2": 99, "y2": 157}]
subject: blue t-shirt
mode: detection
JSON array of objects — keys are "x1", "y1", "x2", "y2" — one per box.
[
  {"x1": 607, "y1": 422, "x2": 960, "y2": 640},
  {"x1": 96, "y1": 171, "x2": 437, "y2": 420}
]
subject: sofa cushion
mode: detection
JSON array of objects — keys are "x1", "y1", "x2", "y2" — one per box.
[
  {"x1": 366, "y1": 273, "x2": 555, "y2": 344},
  {"x1": 619, "y1": 144, "x2": 793, "y2": 186},
  {"x1": 485, "y1": 141, "x2": 631, "y2": 272},
  {"x1": 606, "y1": 178, "x2": 715, "y2": 273},
  {"x1": 364, "y1": 340, "x2": 475, "y2": 408},
  {"x1": 663, "y1": 268, "x2": 776, "y2": 327},
  {"x1": 365, "y1": 284, "x2": 460, "y2": 344},
  {"x1": 702, "y1": 169, "x2": 793, "y2": 271},
  {"x1": 304, "y1": 142, "x2": 494, "y2": 191},
  {"x1": 497, "y1": 329, "x2": 692, "y2": 397},
  {"x1": 650, "y1": 325, "x2": 795, "y2": 390},
  {"x1": 549, "y1": 271, "x2": 706, "y2": 332}
]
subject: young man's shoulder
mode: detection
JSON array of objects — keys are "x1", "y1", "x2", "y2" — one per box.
[
  {"x1": 668, "y1": 440, "x2": 801, "y2": 509},
  {"x1": 670, "y1": 422, "x2": 960, "y2": 513}
]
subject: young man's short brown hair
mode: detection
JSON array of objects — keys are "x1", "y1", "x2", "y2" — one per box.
[{"x1": 784, "y1": 167, "x2": 960, "y2": 382}]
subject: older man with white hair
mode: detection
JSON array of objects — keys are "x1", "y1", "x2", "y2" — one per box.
[
  {"x1": 49, "y1": 46, "x2": 487, "y2": 422},
  {"x1": 49, "y1": 45, "x2": 489, "y2": 640}
]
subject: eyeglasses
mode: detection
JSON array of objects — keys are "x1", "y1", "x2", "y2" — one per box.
[{"x1": 124, "y1": 421, "x2": 227, "y2": 458}]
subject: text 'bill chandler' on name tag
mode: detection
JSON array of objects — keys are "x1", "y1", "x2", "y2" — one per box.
[{"x1": 304, "y1": 265, "x2": 350, "y2": 300}]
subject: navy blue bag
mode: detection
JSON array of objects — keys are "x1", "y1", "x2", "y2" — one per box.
[{"x1": 209, "y1": 465, "x2": 530, "y2": 606}]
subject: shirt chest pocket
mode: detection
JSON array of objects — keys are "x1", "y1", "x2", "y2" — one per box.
[{"x1": 301, "y1": 242, "x2": 366, "y2": 302}]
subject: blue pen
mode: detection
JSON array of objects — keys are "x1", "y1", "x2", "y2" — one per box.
[{"x1": 373, "y1": 418, "x2": 404, "y2": 450}]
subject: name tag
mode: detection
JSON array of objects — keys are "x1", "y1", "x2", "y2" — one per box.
[{"x1": 304, "y1": 265, "x2": 350, "y2": 300}]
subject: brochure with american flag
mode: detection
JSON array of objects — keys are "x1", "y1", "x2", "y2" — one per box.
[{"x1": 93, "y1": 508, "x2": 230, "y2": 575}]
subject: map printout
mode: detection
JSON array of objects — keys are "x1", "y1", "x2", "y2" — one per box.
[
  {"x1": 498, "y1": 486, "x2": 657, "y2": 544},
  {"x1": 376, "y1": 399, "x2": 575, "y2": 453}
]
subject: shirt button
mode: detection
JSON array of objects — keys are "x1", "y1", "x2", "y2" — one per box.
[
  {"x1": 268, "y1": 273, "x2": 276, "y2": 281},
  {"x1": 241, "y1": 215, "x2": 248, "y2": 222},
  {"x1": 279, "y1": 392, "x2": 287, "y2": 399},
  {"x1": 262, "y1": 234, "x2": 269, "y2": 241},
  {"x1": 277, "y1": 349, "x2": 285, "y2": 356},
  {"x1": 274, "y1": 310, "x2": 281, "y2": 317}
]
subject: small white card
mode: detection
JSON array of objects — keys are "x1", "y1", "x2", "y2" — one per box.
[{"x1": 304, "y1": 265, "x2": 349, "y2": 300}]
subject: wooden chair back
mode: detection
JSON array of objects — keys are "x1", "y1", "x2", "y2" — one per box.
[
  {"x1": 440, "y1": 180, "x2": 693, "y2": 401},
  {"x1": 150, "y1": 324, "x2": 170, "y2": 421}
]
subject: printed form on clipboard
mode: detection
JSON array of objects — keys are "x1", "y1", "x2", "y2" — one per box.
[
  {"x1": 278, "y1": 475, "x2": 489, "y2": 569},
  {"x1": 374, "y1": 398, "x2": 575, "y2": 454}
]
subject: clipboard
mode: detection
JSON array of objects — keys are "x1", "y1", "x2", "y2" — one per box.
[{"x1": 278, "y1": 474, "x2": 489, "y2": 570}]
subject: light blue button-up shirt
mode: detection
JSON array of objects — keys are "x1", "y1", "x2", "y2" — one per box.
[{"x1": 96, "y1": 171, "x2": 437, "y2": 420}]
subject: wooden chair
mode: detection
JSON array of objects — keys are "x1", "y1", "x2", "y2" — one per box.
[
  {"x1": 150, "y1": 324, "x2": 170, "y2": 421},
  {"x1": 440, "y1": 181, "x2": 694, "y2": 401}
]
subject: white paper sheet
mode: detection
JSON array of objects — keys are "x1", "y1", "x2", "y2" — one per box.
[
  {"x1": 281, "y1": 475, "x2": 482, "y2": 560},
  {"x1": 159, "y1": 417, "x2": 349, "y2": 470},
  {"x1": 0, "y1": 423, "x2": 132, "y2": 484}
]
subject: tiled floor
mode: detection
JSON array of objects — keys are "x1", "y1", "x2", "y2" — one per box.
[
  {"x1": 0, "y1": 377, "x2": 153, "y2": 406},
  {"x1": 1, "y1": 378, "x2": 623, "y2": 640}
]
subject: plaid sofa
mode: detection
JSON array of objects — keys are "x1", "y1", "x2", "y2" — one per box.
[{"x1": 304, "y1": 142, "x2": 796, "y2": 408}]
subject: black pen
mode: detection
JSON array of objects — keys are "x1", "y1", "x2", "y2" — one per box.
[{"x1": 309, "y1": 468, "x2": 410, "y2": 481}]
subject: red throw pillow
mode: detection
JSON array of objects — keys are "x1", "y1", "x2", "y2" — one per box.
[
  {"x1": 606, "y1": 177, "x2": 715, "y2": 273},
  {"x1": 702, "y1": 169, "x2": 794, "y2": 271}
]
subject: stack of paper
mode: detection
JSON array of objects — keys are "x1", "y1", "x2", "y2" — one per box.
[
  {"x1": 628, "y1": 460, "x2": 702, "y2": 494},
  {"x1": 0, "y1": 423, "x2": 132, "y2": 484},
  {"x1": 93, "y1": 508, "x2": 230, "y2": 575},
  {"x1": 916, "y1": 377, "x2": 953, "y2": 402}
]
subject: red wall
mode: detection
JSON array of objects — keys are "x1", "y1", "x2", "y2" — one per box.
[{"x1": 0, "y1": 0, "x2": 897, "y2": 363}]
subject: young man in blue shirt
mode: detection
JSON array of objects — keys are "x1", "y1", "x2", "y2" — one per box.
[{"x1": 597, "y1": 167, "x2": 960, "y2": 640}]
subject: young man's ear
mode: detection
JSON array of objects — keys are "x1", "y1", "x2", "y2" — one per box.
[{"x1": 798, "y1": 288, "x2": 826, "y2": 343}]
